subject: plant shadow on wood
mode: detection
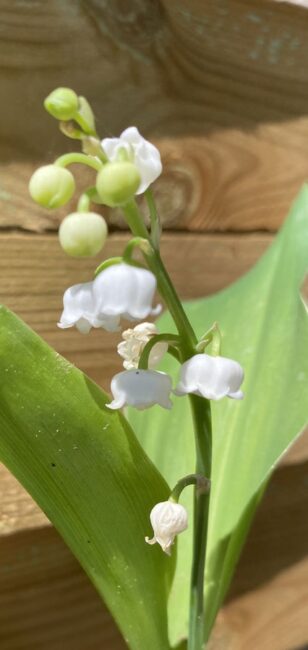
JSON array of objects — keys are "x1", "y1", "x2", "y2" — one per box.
[
  {"x1": 0, "y1": 457, "x2": 307, "y2": 649},
  {"x1": 226, "y1": 457, "x2": 308, "y2": 602},
  {"x1": 0, "y1": 525, "x2": 126, "y2": 650}
]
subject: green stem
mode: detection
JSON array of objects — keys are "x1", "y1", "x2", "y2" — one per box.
[
  {"x1": 138, "y1": 333, "x2": 181, "y2": 369},
  {"x1": 123, "y1": 237, "x2": 152, "y2": 263},
  {"x1": 188, "y1": 395, "x2": 212, "y2": 650},
  {"x1": 55, "y1": 153, "x2": 102, "y2": 172},
  {"x1": 77, "y1": 187, "x2": 104, "y2": 212},
  {"x1": 145, "y1": 189, "x2": 161, "y2": 249},
  {"x1": 170, "y1": 473, "x2": 210, "y2": 503},
  {"x1": 77, "y1": 193, "x2": 91, "y2": 213},
  {"x1": 122, "y1": 200, "x2": 197, "y2": 352},
  {"x1": 122, "y1": 196, "x2": 212, "y2": 650},
  {"x1": 94, "y1": 257, "x2": 123, "y2": 277}
]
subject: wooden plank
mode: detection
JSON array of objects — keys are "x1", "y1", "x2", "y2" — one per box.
[
  {"x1": 0, "y1": 518, "x2": 126, "y2": 650},
  {"x1": 0, "y1": 231, "x2": 271, "y2": 388},
  {"x1": 1, "y1": 1, "x2": 308, "y2": 233},
  {"x1": 0, "y1": 230, "x2": 307, "y2": 647},
  {"x1": 1, "y1": 431, "x2": 307, "y2": 649},
  {"x1": 218, "y1": 431, "x2": 308, "y2": 650}
]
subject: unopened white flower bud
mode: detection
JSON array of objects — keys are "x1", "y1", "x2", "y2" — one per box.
[
  {"x1": 44, "y1": 87, "x2": 79, "y2": 121},
  {"x1": 59, "y1": 212, "x2": 108, "y2": 257},
  {"x1": 117, "y1": 322, "x2": 168, "y2": 370},
  {"x1": 96, "y1": 162, "x2": 141, "y2": 207},
  {"x1": 29, "y1": 165, "x2": 75, "y2": 208},
  {"x1": 145, "y1": 501, "x2": 188, "y2": 555},
  {"x1": 106, "y1": 369, "x2": 173, "y2": 410}
]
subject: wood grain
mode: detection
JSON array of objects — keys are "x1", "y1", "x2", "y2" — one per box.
[
  {"x1": 1, "y1": 0, "x2": 308, "y2": 233},
  {"x1": 1, "y1": 433, "x2": 307, "y2": 650},
  {"x1": 0, "y1": 229, "x2": 307, "y2": 648},
  {"x1": 1, "y1": 0, "x2": 308, "y2": 646},
  {"x1": 0, "y1": 231, "x2": 271, "y2": 389}
]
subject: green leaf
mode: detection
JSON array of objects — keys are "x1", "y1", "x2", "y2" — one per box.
[
  {"x1": 128, "y1": 186, "x2": 308, "y2": 645},
  {"x1": 0, "y1": 307, "x2": 174, "y2": 650}
]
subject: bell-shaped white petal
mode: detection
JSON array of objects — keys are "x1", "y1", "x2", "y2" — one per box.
[
  {"x1": 58, "y1": 282, "x2": 119, "y2": 334},
  {"x1": 58, "y1": 263, "x2": 161, "y2": 334},
  {"x1": 117, "y1": 322, "x2": 168, "y2": 370},
  {"x1": 102, "y1": 126, "x2": 162, "y2": 194},
  {"x1": 145, "y1": 501, "x2": 188, "y2": 555},
  {"x1": 175, "y1": 354, "x2": 244, "y2": 401},
  {"x1": 106, "y1": 369, "x2": 173, "y2": 410},
  {"x1": 93, "y1": 263, "x2": 161, "y2": 323}
]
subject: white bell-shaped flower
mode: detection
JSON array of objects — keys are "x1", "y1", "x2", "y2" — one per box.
[
  {"x1": 175, "y1": 353, "x2": 244, "y2": 401},
  {"x1": 117, "y1": 322, "x2": 168, "y2": 370},
  {"x1": 106, "y1": 369, "x2": 173, "y2": 410},
  {"x1": 102, "y1": 126, "x2": 162, "y2": 194},
  {"x1": 58, "y1": 263, "x2": 161, "y2": 334},
  {"x1": 92, "y1": 263, "x2": 161, "y2": 329},
  {"x1": 57, "y1": 282, "x2": 119, "y2": 334},
  {"x1": 145, "y1": 501, "x2": 188, "y2": 555}
]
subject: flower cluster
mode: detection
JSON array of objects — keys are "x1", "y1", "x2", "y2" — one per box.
[
  {"x1": 29, "y1": 113, "x2": 162, "y2": 258},
  {"x1": 58, "y1": 257, "x2": 244, "y2": 409},
  {"x1": 30, "y1": 92, "x2": 246, "y2": 560}
]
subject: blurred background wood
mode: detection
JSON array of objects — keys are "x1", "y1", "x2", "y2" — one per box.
[{"x1": 0, "y1": 0, "x2": 308, "y2": 648}]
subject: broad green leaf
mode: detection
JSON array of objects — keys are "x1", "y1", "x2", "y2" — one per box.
[
  {"x1": 0, "y1": 307, "x2": 174, "y2": 650},
  {"x1": 128, "y1": 186, "x2": 308, "y2": 645}
]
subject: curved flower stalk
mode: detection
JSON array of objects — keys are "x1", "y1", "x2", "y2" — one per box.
[
  {"x1": 58, "y1": 263, "x2": 161, "y2": 333},
  {"x1": 175, "y1": 353, "x2": 244, "y2": 401},
  {"x1": 106, "y1": 369, "x2": 173, "y2": 410},
  {"x1": 145, "y1": 501, "x2": 188, "y2": 556},
  {"x1": 117, "y1": 322, "x2": 168, "y2": 370},
  {"x1": 102, "y1": 127, "x2": 162, "y2": 194}
]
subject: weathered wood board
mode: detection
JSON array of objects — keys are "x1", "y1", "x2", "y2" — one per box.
[
  {"x1": 0, "y1": 231, "x2": 307, "y2": 649},
  {"x1": 0, "y1": 232, "x2": 271, "y2": 387},
  {"x1": 1, "y1": 0, "x2": 308, "y2": 233},
  {"x1": 1, "y1": 433, "x2": 307, "y2": 650},
  {"x1": 1, "y1": 0, "x2": 308, "y2": 647}
]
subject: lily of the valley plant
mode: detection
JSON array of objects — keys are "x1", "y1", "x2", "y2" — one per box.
[
  {"x1": 29, "y1": 87, "x2": 244, "y2": 648},
  {"x1": 2, "y1": 87, "x2": 306, "y2": 650}
]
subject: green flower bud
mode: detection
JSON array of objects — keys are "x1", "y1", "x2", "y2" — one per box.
[
  {"x1": 59, "y1": 212, "x2": 108, "y2": 257},
  {"x1": 96, "y1": 162, "x2": 141, "y2": 207},
  {"x1": 44, "y1": 88, "x2": 79, "y2": 121},
  {"x1": 29, "y1": 165, "x2": 75, "y2": 208}
]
